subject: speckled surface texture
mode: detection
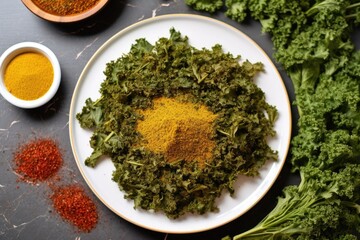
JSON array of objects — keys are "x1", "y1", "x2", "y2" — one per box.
[{"x1": 1, "y1": 1, "x2": 358, "y2": 239}]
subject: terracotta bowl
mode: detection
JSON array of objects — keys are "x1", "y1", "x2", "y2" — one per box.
[{"x1": 21, "y1": 0, "x2": 109, "y2": 23}]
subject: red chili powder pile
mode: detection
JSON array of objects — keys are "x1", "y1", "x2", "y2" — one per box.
[
  {"x1": 13, "y1": 137, "x2": 99, "y2": 232},
  {"x1": 50, "y1": 185, "x2": 98, "y2": 232},
  {"x1": 14, "y1": 138, "x2": 63, "y2": 183}
]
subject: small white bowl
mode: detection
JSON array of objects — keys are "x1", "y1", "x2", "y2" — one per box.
[{"x1": 0, "y1": 42, "x2": 61, "y2": 109}]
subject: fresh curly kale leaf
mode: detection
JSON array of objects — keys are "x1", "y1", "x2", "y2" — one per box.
[
  {"x1": 290, "y1": 51, "x2": 360, "y2": 171},
  {"x1": 185, "y1": 0, "x2": 224, "y2": 13},
  {"x1": 225, "y1": 0, "x2": 249, "y2": 22},
  {"x1": 229, "y1": 164, "x2": 360, "y2": 240}
]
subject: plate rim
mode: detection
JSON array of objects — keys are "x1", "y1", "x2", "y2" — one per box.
[{"x1": 69, "y1": 13, "x2": 292, "y2": 234}]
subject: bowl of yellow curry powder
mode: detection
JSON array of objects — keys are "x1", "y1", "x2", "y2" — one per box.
[{"x1": 0, "y1": 42, "x2": 61, "y2": 109}]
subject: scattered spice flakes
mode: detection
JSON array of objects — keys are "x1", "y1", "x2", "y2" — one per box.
[
  {"x1": 14, "y1": 138, "x2": 63, "y2": 183},
  {"x1": 12, "y1": 137, "x2": 99, "y2": 232},
  {"x1": 50, "y1": 185, "x2": 98, "y2": 232}
]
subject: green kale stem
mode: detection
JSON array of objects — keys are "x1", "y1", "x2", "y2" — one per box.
[
  {"x1": 104, "y1": 131, "x2": 115, "y2": 142},
  {"x1": 306, "y1": 0, "x2": 360, "y2": 21},
  {"x1": 231, "y1": 165, "x2": 360, "y2": 239},
  {"x1": 126, "y1": 160, "x2": 144, "y2": 166},
  {"x1": 342, "y1": 201, "x2": 360, "y2": 213},
  {"x1": 232, "y1": 225, "x2": 309, "y2": 240},
  {"x1": 232, "y1": 176, "x2": 314, "y2": 239},
  {"x1": 93, "y1": 95, "x2": 103, "y2": 106},
  {"x1": 347, "y1": 2, "x2": 360, "y2": 10},
  {"x1": 345, "y1": 13, "x2": 359, "y2": 19},
  {"x1": 346, "y1": 1, "x2": 360, "y2": 20}
]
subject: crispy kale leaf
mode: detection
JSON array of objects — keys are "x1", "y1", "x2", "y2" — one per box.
[{"x1": 76, "y1": 98, "x2": 103, "y2": 129}]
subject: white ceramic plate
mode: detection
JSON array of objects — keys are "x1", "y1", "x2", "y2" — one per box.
[{"x1": 69, "y1": 14, "x2": 292, "y2": 234}]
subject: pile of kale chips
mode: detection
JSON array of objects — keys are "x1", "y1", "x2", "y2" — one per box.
[
  {"x1": 77, "y1": 29, "x2": 278, "y2": 219},
  {"x1": 185, "y1": 0, "x2": 360, "y2": 239}
]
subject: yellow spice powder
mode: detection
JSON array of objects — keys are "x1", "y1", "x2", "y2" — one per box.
[
  {"x1": 136, "y1": 97, "x2": 217, "y2": 167},
  {"x1": 4, "y1": 52, "x2": 54, "y2": 100}
]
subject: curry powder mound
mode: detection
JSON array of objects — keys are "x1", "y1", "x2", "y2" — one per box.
[
  {"x1": 136, "y1": 97, "x2": 217, "y2": 166},
  {"x1": 4, "y1": 52, "x2": 53, "y2": 100}
]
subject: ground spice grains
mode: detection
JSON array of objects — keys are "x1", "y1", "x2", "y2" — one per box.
[
  {"x1": 136, "y1": 97, "x2": 217, "y2": 167},
  {"x1": 14, "y1": 138, "x2": 62, "y2": 182},
  {"x1": 13, "y1": 137, "x2": 99, "y2": 232},
  {"x1": 31, "y1": 0, "x2": 101, "y2": 16},
  {"x1": 4, "y1": 52, "x2": 54, "y2": 100},
  {"x1": 50, "y1": 185, "x2": 98, "y2": 232}
]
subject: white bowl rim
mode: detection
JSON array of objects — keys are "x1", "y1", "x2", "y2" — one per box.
[{"x1": 0, "y1": 42, "x2": 61, "y2": 109}]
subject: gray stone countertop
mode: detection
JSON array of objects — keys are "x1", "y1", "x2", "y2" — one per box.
[{"x1": 1, "y1": 1, "x2": 358, "y2": 239}]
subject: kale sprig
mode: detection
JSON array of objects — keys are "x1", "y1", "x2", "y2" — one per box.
[{"x1": 226, "y1": 164, "x2": 360, "y2": 240}]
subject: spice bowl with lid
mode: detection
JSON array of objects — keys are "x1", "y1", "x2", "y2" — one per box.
[
  {"x1": 0, "y1": 42, "x2": 61, "y2": 109},
  {"x1": 21, "y1": 0, "x2": 109, "y2": 23}
]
